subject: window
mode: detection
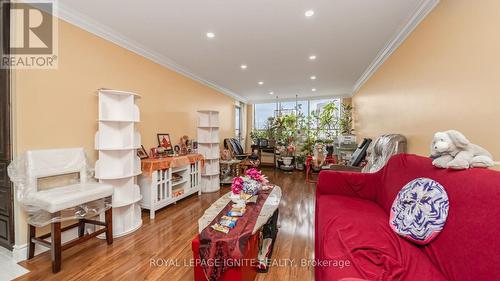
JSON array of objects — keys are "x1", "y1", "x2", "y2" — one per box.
[
  {"x1": 235, "y1": 105, "x2": 242, "y2": 141},
  {"x1": 253, "y1": 103, "x2": 275, "y2": 130},
  {"x1": 279, "y1": 100, "x2": 309, "y2": 116},
  {"x1": 253, "y1": 98, "x2": 341, "y2": 138},
  {"x1": 309, "y1": 99, "x2": 341, "y2": 138}
]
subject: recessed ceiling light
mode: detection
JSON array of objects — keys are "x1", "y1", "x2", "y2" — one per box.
[
  {"x1": 310, "y1": 75, "x2": 316, "y2": 80},
  {"x1": 240, "y1": 64, "x2": 247, "y2": 69},
  {"x1": 305, "y1": 10, "x2": 315, "y2": 17},
  {"x1": 258, "y1": 81, "x2": 264, "y2": 85},
  {"x1": 309, "y1": 55, "x2": 317, "y2": 60},
  {"x1": 206, "y1": 32, "x2": 215, "y2": 38},
  {"x1": 312, "y1": 88, "x2": 317, "y2": 92},
  {"x1": 269, "y1": 91, "x2": 274, "y2": 95}
]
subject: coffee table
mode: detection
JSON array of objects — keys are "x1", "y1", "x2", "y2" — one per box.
[
  {"x1": 198, "y1": 186, "x2": 281, "y2": 234},
  {"x1": 193, "y1": 186, "x2": 282, "y2": 281}
]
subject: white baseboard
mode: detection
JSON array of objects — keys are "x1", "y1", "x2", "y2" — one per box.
[{"x1": 13, "y1": 225, "x2": 95, "y2": 262}]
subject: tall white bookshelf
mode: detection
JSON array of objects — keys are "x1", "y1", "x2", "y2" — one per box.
[
  {"x1": 95, "y1": 89, "x2": 142, "y2": 237},
  {"x1": 197, "y1": 111, "x2": 220, "y2": 193}
]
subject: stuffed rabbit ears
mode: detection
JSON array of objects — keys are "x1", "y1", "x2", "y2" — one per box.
[{"x1": 445, "y1": 130, "x2": 470, "y2": 148}]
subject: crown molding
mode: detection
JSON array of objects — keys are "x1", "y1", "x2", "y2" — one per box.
[
  {"x1": 351, "y1": 0, "x2": 440, "y2": 95},
  {"x1": 247, "y1": 93, "x2": 351, "y2": 104},
  {"x1": 56, "y1": 3, "x2": 248, "y2": 103}
]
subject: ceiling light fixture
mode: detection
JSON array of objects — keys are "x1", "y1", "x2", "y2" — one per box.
[
  {"x1": 305, "y1": 10, "x2": 315, "y2": 17},
  {"x1": 269, "y1": 91, "x2": 274, "y2": 95},
  {"x1": 312, "y1": 88, "x2": 317, "y2": 92},
  {"x1": 240, "y1": 64, "x2": 247, "y2": 69},
  {"x1": 258, "y1": 81, "x2": 264, "y2": 85},
  {"x1": 206, "y1": 32, "x2": 215, "y2": 38},
  {"x1": 310, "y1": 75, "x2": 316, "y2": 80},
  {"x1": 309, "y1": 55, "x2": 317, "y2": 60}
]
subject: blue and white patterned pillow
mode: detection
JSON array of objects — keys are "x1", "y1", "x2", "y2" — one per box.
[{"x1": 390, "y1": 178, "x2": 449, "y2": 245}]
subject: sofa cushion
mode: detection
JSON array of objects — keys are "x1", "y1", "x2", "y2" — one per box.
[
  {"x1": 375, "y1": 155, "x2": 500, "y2": 280},
  {"x1": 316, "y1": 194, "x2": 447, "y2": 281},
  {"x1": 390, "y1": 178, "x2": 449, "y2": 245}
]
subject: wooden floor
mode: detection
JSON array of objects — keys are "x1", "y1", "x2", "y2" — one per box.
[{"x1": 16, "y1": 168, "x2": 316, "y2": 281}]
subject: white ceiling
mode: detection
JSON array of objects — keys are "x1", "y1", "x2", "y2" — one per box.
[{"x1": 57, "y1": 0, "x2": 437, "y2": 102}]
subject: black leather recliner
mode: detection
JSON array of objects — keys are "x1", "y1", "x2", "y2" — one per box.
[{"x1": 224, "y1": 138, "x2": 249, "y2": 160}]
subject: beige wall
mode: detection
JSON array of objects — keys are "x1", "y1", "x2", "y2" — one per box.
[
  {"x1": 353, "y1": 0, "x2": 500, "y2": 167},
  {"x1": 12, "y1": 19, "x2": 237, "y2": 245}
]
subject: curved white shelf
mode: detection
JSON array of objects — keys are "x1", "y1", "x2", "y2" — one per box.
[
  {"x1": 99, "y1": 94, "x2": 140, "y2": 122},
  {"x1": 98, "y1": 89, "x2": 142, "y2": 99},
  {"x1": 95, "y1": 169, "x2": 142, "y2": 180},
  {"x1": 95, "y1": 155, "x2": 141, "y2": 180},
  {"x1": 95, "y1": 131, "x2": 141, "y2": 150},
  {"x1": 114, "y1": 219, "x2": 142, "y2": 238},
  {"x1": 96, "y1": 89, "x2": 144, "y2": 238},
  {"x1": 198, "y1": 110, "x2": 220, "y2": 193},
  {"x1": 112, "y1": 204, "x2": 142, "y2": 238},
  {"x1": 113, "y1": 195, "x2": 143, "y2": 208},
  {"x1": 99, "y1": 118, "x2": 140, "y2": 123},
  {"x1": 201, "y1": 174, "x2": 220, "y2": 193}
]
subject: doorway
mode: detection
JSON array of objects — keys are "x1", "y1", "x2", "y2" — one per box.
[{"x1": 0, "y1": 0, "x2": 14, "y2": 250}]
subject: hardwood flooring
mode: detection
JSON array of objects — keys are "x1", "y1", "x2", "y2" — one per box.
[{"x1": 16, "y1": 168, "x2": 316, "y2": 281}]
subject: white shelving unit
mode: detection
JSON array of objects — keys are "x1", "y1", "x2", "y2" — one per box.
[
  {"x1": 138, "y1": 160, "x2": 201, "y2": 219},
  {"x1": 197, "y1": 111, "x2": 221, "y2": 193},
  {"x1": 95, "y1": 89, "x2": 143, "y2": 238}
]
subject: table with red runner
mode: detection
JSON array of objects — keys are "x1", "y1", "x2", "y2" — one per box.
[
  {"x1": 199, "y1": 189, "x2": 272, "y2": 281},
  {"x1": 141, "y1": 154, "x2": 205, "y2": 176}
]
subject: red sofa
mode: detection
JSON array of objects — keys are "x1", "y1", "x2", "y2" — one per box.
[{"x1": 315, "y1": 154, "x2": 500, "y2": 281}]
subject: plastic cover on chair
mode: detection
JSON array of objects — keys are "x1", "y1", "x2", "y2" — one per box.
[
  {"x1": 362, "y1": 134, "x2": 407, "y2": 173},
  {"x1": 7, "y1": 148, "x2": 112, "y2": 227}
]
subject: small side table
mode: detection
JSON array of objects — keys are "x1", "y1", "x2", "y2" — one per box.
[{"x1": 219, "y1": 159, "x2": 241, "y2": 185}]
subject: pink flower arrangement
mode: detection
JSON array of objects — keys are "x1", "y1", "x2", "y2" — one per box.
[
  {"x1": 245, "y1": 168, "x2": 269, "y2": 184},
  {"x1": 231, "y1": 177, "x2": 244, "y2": 194}
]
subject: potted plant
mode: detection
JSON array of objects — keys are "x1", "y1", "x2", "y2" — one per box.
[
  {"x1": 250, "y1": 129, "x2": 266, "y2": 146},
  {"x1": 316, "y1": 101, "x2": 339, "y2": 156},
  {"x1": 339, "y1": 103, "x2": 354, "y2": 136},
  {"x1": 295, "y1": 153, "x2": 306, "y2": 170},
  {"x1": 277, "y1": 144, "x2": 295, "y2": 166}
]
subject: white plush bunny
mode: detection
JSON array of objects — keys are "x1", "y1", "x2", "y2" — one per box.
[{"x1": 430, "y1": 130, "x2": 494, "y2": 169}]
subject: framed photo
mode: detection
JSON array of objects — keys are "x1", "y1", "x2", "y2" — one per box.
[
  {"x1": 157, "y1": 133, "x2": 173, "y2": 152},
  {"x1": 174, "y1": 145, "x2": 181, "y2": 155},
  {"x1": 137, "y1": 145, "x2": 149, "y2": 159}
]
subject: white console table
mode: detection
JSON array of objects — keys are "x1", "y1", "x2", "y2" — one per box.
[{"x1": 138, "y1": 155, "x2": 203, "y2": 219}]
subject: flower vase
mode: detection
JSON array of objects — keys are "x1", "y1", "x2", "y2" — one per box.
[{"x1": 282, "y1": 156, "x2": 293, "y2": 166}]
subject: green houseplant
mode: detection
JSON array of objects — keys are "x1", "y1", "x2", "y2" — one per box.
[{"x1": 339, "y1": 103, "x2": 354, "y2": 135}]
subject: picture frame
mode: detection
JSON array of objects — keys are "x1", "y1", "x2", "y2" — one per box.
[
  {"x1": 157, "y1": 133, "x2": 173, "y2": 152},
  {"x1": 137, "y1": 145, "x2": 149, "y2": 159}
]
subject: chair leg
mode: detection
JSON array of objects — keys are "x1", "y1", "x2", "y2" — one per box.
[
  {"x1": 78, "y1": 219, "x2": 85, "y2": 238},
  {"x1": 51, "y1": 222, "x2": 62, "y2": 273},
  {"x1": 27, "y1": 224, "x2": 36, "y2": 260},
  {"x1": 105, "y1": 208, "x2": 113, "y2": 245}
]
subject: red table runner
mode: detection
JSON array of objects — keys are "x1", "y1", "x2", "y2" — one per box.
[
  {"x1": 199, "y1": 189, "x2": 272, "y2": 281},
  {"x1": 141, "y1": 154, "x2": 204, "y2": 176}
]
